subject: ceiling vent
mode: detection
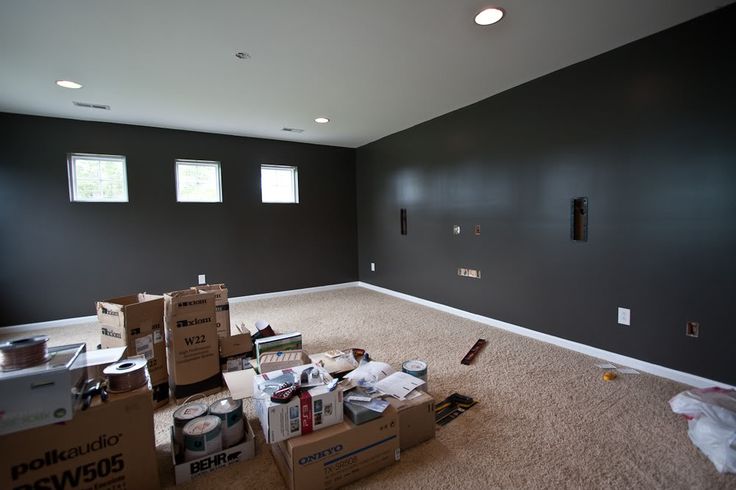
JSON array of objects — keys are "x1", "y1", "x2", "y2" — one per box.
[
  {"x1": 73, "y1": 101, "x2": 111, "y2": 110},
  {"x1": 282, "y1": 127, "x2": 304, "y2": 133}
]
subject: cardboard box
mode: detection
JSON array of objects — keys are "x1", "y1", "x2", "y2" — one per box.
[
  {"x1": 171, "y1": 418, "x2": 256, "y2": 484},
  {"x1": 219, "y1": 326, "x2": 252, "y2": 358},
  {"x1": 386, "y1": 391, "x2": 436, "y2": 451},
  {"x1": 0, "y1": 343, "x2": 86, "y2": 435},
  {"x1": 195, "y1": 284, "x2": 231, "y2": 338},
  {"x1": 219, "y1": 325, "x2": 253, "y2": 373},
  {"x1": 0, "y1": 386, "x2": 159, "y2": 490},
  {"x1": 259, "y1": 350, "x2": 311, "y2": 374},
  {"x1": 254, "y1": 332, "x2": 302, "y2": 370},
  {"x1": 164, "y1": 289, "x2": 221, "y2": 403},
  {"x1": 271, "y1": 406, "x2": 400, "y2": 490},
  {"x1": 97, "y1": 293, "x2": 170, "y2": 407},
  {"x1": 72, "y1": 346, "x2": 126, "y2": 380},
  {"x1": 253, "y1": 365, "x2": 343, "y2": 444}
]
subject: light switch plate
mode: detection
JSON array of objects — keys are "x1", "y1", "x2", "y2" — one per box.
[
  {"x1": 198, "y1": 274, "x2": 206, "y2": 285},
  {"x1": 618, "y1": 307, "x2": 630, "y2": 326}
]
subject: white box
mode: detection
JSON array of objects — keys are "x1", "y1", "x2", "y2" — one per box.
[
  {"x1": 253, "y1": 364, "x2": 343, "y2": 444},
  {"x1": 171, "y1": 418, "x2": 256, "y2": 484},
  {"x1": 0, "y1": 343, "x2": 86, "y2": 435}
]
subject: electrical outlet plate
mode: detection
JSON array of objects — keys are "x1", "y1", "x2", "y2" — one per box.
[
  {"x1": 198, "y1": 274, "x2": 206, "y2": 285},
  {"x1": 453, "y1": 225, "x2": 461, "y2": 235},
  {"x1": 617, "y1": 307, "x2": 630, "y2": 326},
  {"x1": 686, "y1": 321, "x2": 699, "y2": 338}
]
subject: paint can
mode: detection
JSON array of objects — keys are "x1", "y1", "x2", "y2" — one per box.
[
  {"x1": 173, "y1": 401, "x2": 209, "y2": 446},
  {"x1": 183, "y1": 415, "x2": 222, "y2": 462},
  {"x1": 209, "y1": 397, "x2": 244, "y2": 448},
  {"x1": 402, "y1": 359, "x2": 428, "y2": 390}
]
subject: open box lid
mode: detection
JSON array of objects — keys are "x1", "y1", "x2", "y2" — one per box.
[{"x1": 223, "y1": 369, "x2": 255, "y2": 399}]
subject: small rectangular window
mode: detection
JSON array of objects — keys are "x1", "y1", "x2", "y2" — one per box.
[
  {"x1": 261, "y1": 165, "x2": 299, "y2": 203},
  {"x1": 176, "y1": 160, "x2": 223, "y2": 203},
  {"x1": 68, "y1": 153, "x2": 128, "y2": 202}
]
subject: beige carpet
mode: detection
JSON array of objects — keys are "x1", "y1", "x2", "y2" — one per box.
[{"x1": 2, "y1": 287, "x2": 733, "y2": 489}]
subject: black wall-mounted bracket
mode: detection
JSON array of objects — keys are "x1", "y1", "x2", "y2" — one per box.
[{"x1": 571, "y1": 197, "x2": 588, "y2": 241}]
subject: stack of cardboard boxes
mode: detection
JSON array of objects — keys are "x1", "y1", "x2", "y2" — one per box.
[
  {"x1": 90, "y1": 282, "x2": 436, "y2": 488},
  {"x1": 220, "y1": 356, "x2": 435, "y2": 490}
]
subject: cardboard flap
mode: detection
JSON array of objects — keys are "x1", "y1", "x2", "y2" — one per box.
[
  {"x1": 73, "y1": 346, "x2": 126, "y2": 370},
  {"x1": 223, "y1": 369, "x2": 255, "y2": 399}
]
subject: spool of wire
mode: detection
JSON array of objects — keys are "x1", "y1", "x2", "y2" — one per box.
[
  {"x1": 0, "y1": 336, "x2": 50, "y2": 371},
  {"x1": 103, "y1": 358, "x2": 149, "y2": 393}
]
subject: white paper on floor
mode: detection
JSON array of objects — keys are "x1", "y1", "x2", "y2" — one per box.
[
  {"x1": 596, "y1": 363, "x2": 617, "y2": 369},
  {"x1": 616, "y1": 367, "x2": 640, "y2": 374}
]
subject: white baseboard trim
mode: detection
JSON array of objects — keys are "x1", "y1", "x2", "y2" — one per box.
[
  {"x1": 358, "y1": 281, "x2": 734, "y2": 390},
  {"x1": 1, "y1": 315, "x2": 98, "y2": 334},
  {"x1": 2, "y1": 282, "x2": 360, "y2": 334},
  {"x1": 229, "y1": 282, "x2": 360, "y2": 304}
]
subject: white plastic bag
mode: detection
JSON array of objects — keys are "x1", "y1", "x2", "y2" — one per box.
[{"x1": 669, "y1": 387, "x2": 736, "y2": 473}]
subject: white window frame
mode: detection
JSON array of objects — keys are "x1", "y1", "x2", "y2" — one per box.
[
  {"x1": 175, "y1": 159, "x2": 223, "y2": 203},
  {"x1": 67, "y1": 153, "x2": 128, "y2": 202},
  {"x1": 261, "y1": 164, "x2": 299, "y2": 204}
]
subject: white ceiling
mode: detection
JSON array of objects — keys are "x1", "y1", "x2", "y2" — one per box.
[{"x1": 0, "y1": 1, "x2": 732, "y2": 148}]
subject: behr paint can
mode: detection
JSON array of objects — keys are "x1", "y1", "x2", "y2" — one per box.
[
  {"x1": 173, "y1": 401, "x2": 209, "y2": 446},
  {"x1": 402, "y1": 359, "x2": 428, "y2": 390},
  {"x1": 183, "y1": 415, "x2": 223, "y2": 462},
  {"x1": 209, "y1": 397, "x2": 244, "y2": 448}
]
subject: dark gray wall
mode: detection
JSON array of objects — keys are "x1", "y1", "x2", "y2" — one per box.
[
  {"x1": 356, "y1": 6, "x2": 736, "y2": 384},
  {"x1": 0, "y1": 114, "x2": 357, "y2": 326}
]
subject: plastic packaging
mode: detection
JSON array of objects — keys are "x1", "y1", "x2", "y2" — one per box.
[{"x1": 669, "y1": 387, "x2": 736, "y2": 473}]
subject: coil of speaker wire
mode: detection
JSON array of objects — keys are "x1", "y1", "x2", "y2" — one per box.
[
  {"x1": 103, "y1": 358, "x2": 149, "y2": 392},
  {"x1": 0, "y1": 336, "x2": 50, "y2": 371}
]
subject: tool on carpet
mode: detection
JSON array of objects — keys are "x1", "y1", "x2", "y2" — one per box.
[
  {"x1": 461, "y1": 338, "x2": 487, "y2": 365},
  {"x1": 435, "y1": 393, "x2": 478, "y2": 426}
]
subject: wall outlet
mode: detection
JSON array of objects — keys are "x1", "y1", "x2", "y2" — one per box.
[
  {"x1": 370, "y1": 262, "x2": 375, "y2": 272},
  {"x1": 468, "y1": 269, "x2": 478, "y2": 278},
  {"x1": 474, "y1": 225, "x2": 481, "y2": 236},
  {"x1": 686, "y1": 321, "x2": 700, "y2": 338},
  {"x1": 198, "y1": 274, "x2": 206, "y2": 285},
  {"x1": 617, "y1": 307, "x2": 630, "y2": 326},
  {"x1": 453, "y1": 225, "x2": 461, "y2": 235},
  {"x1": 458, "y1": 268, "x2": 468, "y2": 276}
]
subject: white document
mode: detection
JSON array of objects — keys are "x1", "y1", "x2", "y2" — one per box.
[
  {"x1": 596, "y1": 363, "x2": 617, "y2": 369},
  {"x1": 344, "y1": 361, "x2": 395, "y2": 383},
  {"x1": 616, "y1": 367, "x2": 640, "y2": 374},
  {"x1": 375, "y1": 371, "x2": 426, "y2": 400}
]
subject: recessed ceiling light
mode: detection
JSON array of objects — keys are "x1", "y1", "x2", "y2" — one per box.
[
  {"x1": 314, "y1": 117, "x2": 330, "y2": 124},
  {"x1": 474, "y1": 7, "x2": 504, "y2": 26},
  {"x1": 56, "y1": 80, "x2": 83, "y2": 89}
]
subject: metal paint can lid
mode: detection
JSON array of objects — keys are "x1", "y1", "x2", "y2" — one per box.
[
  {"x1": 402, "y1": 359, "x2": 428, "y2": 379},
  {"x1": 209, "y1": 397, "x2": 242, "y2": 415},
  {"x1": 174, "y1": 402, "x2": 209, "y2": 425},
  {"x1": 183, "y1": 415, "x2": 221, "y2": 437}
]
